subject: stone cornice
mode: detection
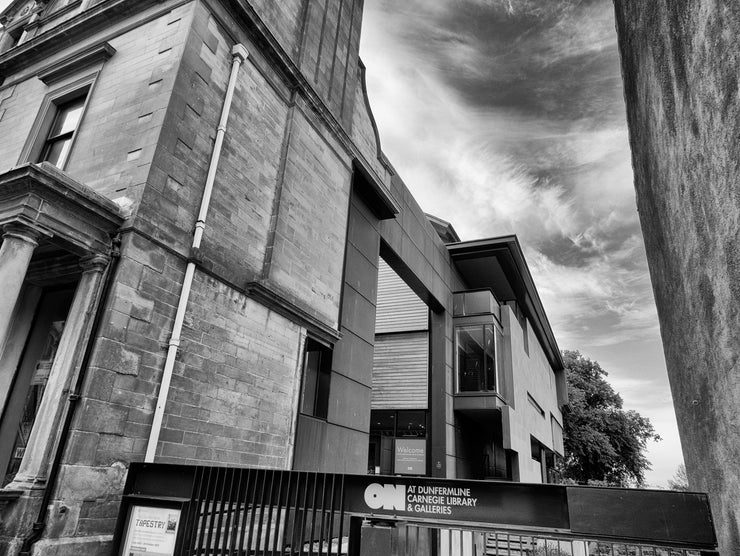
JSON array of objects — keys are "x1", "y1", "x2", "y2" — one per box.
[
  {"x1": 0, "y1": 162, "x2": 125, "y2": 255},
  {"x1": 37, "y1": 40, "x2": 115, "y2": 84},
  {"x1": 0, "y1": 0, "x2": 166, "y2": 81}
]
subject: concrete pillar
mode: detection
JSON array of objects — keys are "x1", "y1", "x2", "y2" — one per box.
[
  {"x1": 0, "y1": 223, "x2": 45, "y2": 353},
  {"x1": 9, "y1": 254, "x2": 108, "y2": 489}
]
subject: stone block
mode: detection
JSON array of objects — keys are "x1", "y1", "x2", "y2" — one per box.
[
  {"x1": 92, "y1": 338, "x2": 141, "y2": 376},
  {"x1": 54, "y1": 462, "x2": 128, "y2": 502}
]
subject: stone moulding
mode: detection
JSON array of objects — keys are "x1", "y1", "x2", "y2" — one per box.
[
  {"x1": 0, "y1": 162, "x2": 125, "y2": 255},
  {"x1": 37, "y1": 41, "x2": 116, "y2": 85}
]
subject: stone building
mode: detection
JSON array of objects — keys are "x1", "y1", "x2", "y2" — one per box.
[
  {"x1": 613, "y1": 2, "x2": 740, "y2": 554},
  {"x1": 0, "y1": 1, "x2": 565, "y2": 554}
]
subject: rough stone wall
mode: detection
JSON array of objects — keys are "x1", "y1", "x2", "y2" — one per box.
[
  {"x1": 156, "y1": 271, "x2": 303, "y2": 468},
  {"x1": 136, "y1": 4, "x2": 291, "y2": 284},
  {"x1": 613, "y1": 2, "x2": 740, "y2": 553}
]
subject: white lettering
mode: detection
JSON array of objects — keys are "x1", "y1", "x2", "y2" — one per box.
[{"x1": 364, "y1": 483, "x2": 406, "y2": 511}]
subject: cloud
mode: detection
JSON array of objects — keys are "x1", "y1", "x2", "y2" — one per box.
[
  {"x1": 361, "y1": 0, "x2": 684, "y2": 483},
  {"x1": 362, "y1": 0, "x2": 654, "y2": 350}
]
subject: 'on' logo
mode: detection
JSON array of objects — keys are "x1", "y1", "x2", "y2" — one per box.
[{"x1": 364, "y1": 483, "x2": 406, "y2": 511}]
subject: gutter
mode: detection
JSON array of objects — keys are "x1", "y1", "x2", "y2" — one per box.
[{"x1": 144, "y1": 43, "x2": 249, "y2": 462}]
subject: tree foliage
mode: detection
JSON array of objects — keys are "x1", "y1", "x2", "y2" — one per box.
[
  {"x1": 667, "y1": 464, "x2": 689, "y2": 491},
  {"x1": 561, "y1": 350, "x2": 660, "y2": 487}
]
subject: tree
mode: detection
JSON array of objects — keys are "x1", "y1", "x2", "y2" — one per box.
[
  {"x1": 560, "y1": 350, "x2": 660, "y2": 487},
  {"x1": 667, "y1": 464, "x2": 689, "y2": 491}
]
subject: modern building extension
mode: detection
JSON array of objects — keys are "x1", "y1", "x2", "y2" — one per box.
[
  {"x1": 370, "y1": 224, "x2": 565, "y2": 484},
  {"x1": 0, "y1": 1, "x2": 565, "y2": 554}
]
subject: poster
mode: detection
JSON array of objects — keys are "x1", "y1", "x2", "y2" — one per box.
[
  {"x1": 394, "y1": 438, "x2": 426, "y2": 475},
  {"x1": 120, "y1": 505, "x2": 181, "y2": 556}
]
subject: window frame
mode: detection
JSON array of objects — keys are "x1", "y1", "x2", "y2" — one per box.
[
  {"x1": 454, "y1": 320, "x2": 503, "y2": 395},
  {"x1": 299, "y1": 337, "x2": 332, "y2": 420},
  {"x1": 18, "y1": 72, "x2": 97, "y2": 169}
]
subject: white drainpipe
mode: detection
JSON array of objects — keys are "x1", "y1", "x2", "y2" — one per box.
[{"x1": 145, "y1": 43, "x2": 249, "y2": 462}]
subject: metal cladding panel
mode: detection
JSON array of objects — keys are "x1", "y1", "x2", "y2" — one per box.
[
  {"x1": 375, "y1": 259, "x2": 428, "y2": 333},
  {"x1": 567, "y1": 486, "x2": 717, "y2": 548},
  {"x1": 372, "y1": 332, "x2": 428, "y2": 409}
]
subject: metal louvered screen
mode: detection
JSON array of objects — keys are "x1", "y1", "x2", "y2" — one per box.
[
  {"x1": 372, "y1": 332, "x2": 428, "y2": 409},
  {"x1": 182, "y1": 468, "x2": 346, "y2": 555},
  {"x1": 375, "y1": 260, "x2": 428, "y2": 334}
]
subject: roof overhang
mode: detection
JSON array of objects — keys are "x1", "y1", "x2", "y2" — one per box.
[{"x1": 447, "y1": 235, "x2": 564, "y2": 372}]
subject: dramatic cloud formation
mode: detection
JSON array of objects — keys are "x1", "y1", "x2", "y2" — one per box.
[{"x1": 361, "y1": 0, "x2": 682, "y2": 485}]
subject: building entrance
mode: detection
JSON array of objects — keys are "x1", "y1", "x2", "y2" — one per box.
[{"x1": 368, "y1": 410, "x2": 428, "y2": 476}]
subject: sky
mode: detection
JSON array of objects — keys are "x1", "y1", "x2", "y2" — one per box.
[{"x1": 359, "y1": 0, "x2": 683, "y2": 487}]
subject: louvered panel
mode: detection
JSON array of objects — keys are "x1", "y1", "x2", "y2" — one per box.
[
  {"x1": 375, "y1": 260, "x2": 428, "y2": 333},
  {"x1": 372, "y1": 332, "x2": 428, "y2": 409}
]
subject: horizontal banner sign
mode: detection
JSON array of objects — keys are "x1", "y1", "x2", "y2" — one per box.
[{"x1": 342, "y1": 475, "x2": 569, "y2": 530}]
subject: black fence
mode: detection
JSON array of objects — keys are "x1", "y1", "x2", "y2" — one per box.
[{"x1": 113, "y1": 463, "x2": 718, "y2": 556}]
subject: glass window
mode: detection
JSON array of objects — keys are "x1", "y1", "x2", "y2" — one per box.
[
  {"x1": 299, "y1": 338, "x2": 332, "y2": 419},
  {"x1": 40, "y1": 95, "x2": 86, "y2": 168},
  {"x1": 456, "y1": 324, "x2": 496, "y2": 392},
  {"x1": 395, "y1": 410, "x2": 426, "y2": 438},
  {"x1": 370, "y1": 410, "x2": 396, "y2": 436},
  {"x1": 368, "y1": 410, "x2": 428, "y2": 475}
]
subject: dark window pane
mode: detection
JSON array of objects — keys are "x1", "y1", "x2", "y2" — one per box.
[
  {"x1": 314, "y1": 349, "x2": 330, "y2": 419},
  {"x1": 484, "y1": 325, "x2": 495, "y2": 391},
  {"x1": 300, "y1": 350, "x2": 320, "y2": 414},
  {"x1": 396, "y1": 410, "x2": 426, "y2": 438},
  {"x1": 300, "y1": 338, "x2": 332, "y2": 419},
  {"x1": 370, "y1": 410, "x2": 396, "y2": 436},
  {"x1": 42, "y1": 137, "x2": 72, "y2": 167},
  {"x1": 457, "y1": 326, "x2": 484, "y2": 392}
]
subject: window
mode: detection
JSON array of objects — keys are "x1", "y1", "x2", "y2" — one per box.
[
  {"x1": 456, "y1": 324, "x2": 502, "y2": 393},
  {"x1": 299, "y1": 338, "x2": 332, "y2": 419},
  {"x1": 19, "y1": 77, "x2": 93, "y2": 169},
  {"x1": 368, "y1": 410, "x2": 427, "y2": 475},
  {"x1": 39, "y1": 94, "x2": 86, "y2": 167}
]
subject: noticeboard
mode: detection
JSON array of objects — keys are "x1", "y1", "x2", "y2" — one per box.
[
  {"x1": 120, "y1": 505, "x2": 181, "y2": 556},
  {"x1": 394, "y1": 438, "x2": 426, "y2": 475}
]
